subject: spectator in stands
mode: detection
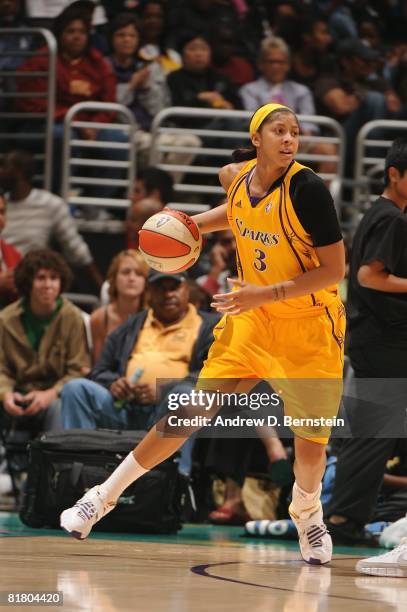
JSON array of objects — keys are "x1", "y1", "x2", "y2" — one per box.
[
  {"x1": 290, "y1": 15, "x2": 335, "y2": 90},
  {"x1": 126, "y1": 167, "x2": 174, "y2": 247},
  {"x1": 60, "y1": 0, "x2": 110, "y2": 55},
  {"x1": 187, "y1": 278, "x2": 211, "y2": 312},
  {"x1": 392, "y1": 44, "x2": 407, "y2": 110},
  {"x1": 0, "y1": 0, "x2": 32, "y2": 70},
  {"x1": 126, "y1": 197, "x2": 163, "y2": 250},
  {"x1": 338, "y1": 37, "x2": 400, "y2": 102},
  {"x1": 326, "y1": 137, "x2": 407, "y2": 545},
  {"x1": 0, "y1": 249, "x2": 90, "y2": 431},
  {"x1": 209, "y1": 25, "x2": 255, "y2": 87},
  {"x1": 240, "y1": 36, "x2": 338, "y2": 177},
  {"x1": 0, "y1": 150, "x2": 103, "y2": 289},
  {"x1": 197, "y1": 228, "x2": 237, "y2": 296},
  {"x1": 90, "y1": 250, "x2": 148, "y2": 362},
  {"x1": 0, "y1": 0, "x2": 33, "y2": 116},
  {"x1": 315, "y1": 0, "x2": 358, "y2": 41},
  {"x1": 100, "y1": 0, "x2": 138, "y2": 21},
  {"x1": 167, "y1": 33, "x2": 240, "y2": 113},
  {"x1": 166, "y1": 31, "x2": 242, "y2": 161},
  {"x1": 60, "y1": 271, "x2": 219, "y2": 473},
  {"x1": 137, "y1": 0, "x2": 181, "y2": 75},
  {"x1": 14, "y1": 5, "x2": 128, "y2": 195},
  {"x1": 131, "y1": 166, "x2": 174, "y2": 207},
  {"x1": 0, "y1": 0, "x2": 24, "y2": 26},
  {"x1": 107, "y1": 12, "x2": 201, "y2": 174},
  {"x1": 166, "y1": 0, "x2": 240, "y2": 51},
  {"x1": 240, "y1": 37, "x2": 317, "y2": 128},
  {"x1": 107, "y1": 12, "x2": 169, "y2": 165},
  {"x1": 16, "y1": 6, "x2": 115, "y2": 127},
  {"x1": 314, "y1": 38, "x2": 401, "y2": 176},
  {"x1": 358, "y1": 17, "x2": 383, "y2": 51},
  {"x1": 0, "y1": 189, "x2": 22, "y2": 308},
  {"x1": 268, "y1": 1, "x2": 304, "y2": 46}
]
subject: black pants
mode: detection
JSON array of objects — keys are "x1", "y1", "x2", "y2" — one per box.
[
  {"x1": 325, "y1": 345, "x2": 407, "y2": 526},
  {"x1": 325, "y1": 436, "x2": 400, "y2": 525},
  {"x1": 205, "y1": 437, "x2": 268, "y2": 488}
]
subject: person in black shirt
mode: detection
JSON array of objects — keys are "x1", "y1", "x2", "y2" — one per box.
[{"x1": 326, "y1": 137, "x2": 407, "y2": 549}]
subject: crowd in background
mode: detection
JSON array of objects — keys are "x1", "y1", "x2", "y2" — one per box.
[{"x1": 0, "y1": 0, "x2": 407, "y2": 543}]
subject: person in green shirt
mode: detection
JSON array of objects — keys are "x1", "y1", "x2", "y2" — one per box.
[{"x1": 0, "y1": 249, "x2": 90, "y2": 430}]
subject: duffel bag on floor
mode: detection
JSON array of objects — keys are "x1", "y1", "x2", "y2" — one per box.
[{"x1": 20, "y1": 429, "x2": 185, "y2": 534}]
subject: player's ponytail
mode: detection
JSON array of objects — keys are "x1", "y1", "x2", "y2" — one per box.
[{"x1": 231, "y1": 146, "x2": 257, "y2": 162}]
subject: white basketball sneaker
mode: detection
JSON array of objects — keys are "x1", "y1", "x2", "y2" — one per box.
[
  {"x1": 379, "y1": 514, "x2": 407, "y2": 549},
  {"x1": 289, "y1": 504, "x2": 333, "y2": 565},
  {"x1": 60, "y1": 486, "x2": 116, "y2": 540},
  {"x1": 356, "y1": 538, "x2": 407, "y2": 576}
]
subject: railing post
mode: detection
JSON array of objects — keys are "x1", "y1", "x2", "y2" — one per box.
[{"x1": 0, "y1": 27, "x2": 57, "y2": 190}]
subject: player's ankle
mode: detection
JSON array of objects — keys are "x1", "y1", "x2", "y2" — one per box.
[{"x1": 98, "y1": 485, "x2": 117, "y2": 506}]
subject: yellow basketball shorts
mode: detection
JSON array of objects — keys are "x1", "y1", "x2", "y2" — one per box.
[{"x1": 198, "y1": 300, "x2": 346, "y2": 444}]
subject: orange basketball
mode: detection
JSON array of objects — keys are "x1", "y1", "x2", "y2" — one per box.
[{"x1": 139, "y1": 209, "x2": 202, "y2": 273}]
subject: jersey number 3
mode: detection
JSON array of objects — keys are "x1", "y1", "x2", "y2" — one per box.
[{"x1": 253, "y1": 248, "x2": 267, "y2": 271}]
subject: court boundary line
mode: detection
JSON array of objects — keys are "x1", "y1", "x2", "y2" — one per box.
[{"x1": 190, "y1": 560, "x2": 383, "y2": 603}]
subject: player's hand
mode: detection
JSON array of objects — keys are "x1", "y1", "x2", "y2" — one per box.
[
  {"x1": 134, "y1": 383, "x2": 156, "y2": 405},
  {"x1": 211, "y1": 278, "x2": 268, "y2": 315},
  {"x1": 110, "y1": 377, "x2": 136, "y2": 401}
]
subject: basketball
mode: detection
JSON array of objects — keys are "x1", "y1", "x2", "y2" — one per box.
[{"x1": 138, "y1": 209, "x2": 202, "y2": 273}]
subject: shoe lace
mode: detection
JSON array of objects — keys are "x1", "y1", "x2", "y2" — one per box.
[
  {"x1": 306, "y1": 524, "x2": 328, "y2": 548},
  {"x1": 74, "y1": 500, "x2": 98, "y2": 522}
]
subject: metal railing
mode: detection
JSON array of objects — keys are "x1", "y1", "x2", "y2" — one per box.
[
  {"x1": 62, "y1": 102, "x2": 136, "y2": 216},
  {"x1": 329, "y1": 119, "x2": 407, "y2": 239},
  {"x1": 0, "y1": 28, "x2": 56, "y2": 190},
  {"x1": 149, "y1": 107, "x2": 345, "y2": 210},
  {"x1": 354, "y1": 119, "x2": 407, "y2": 207}
]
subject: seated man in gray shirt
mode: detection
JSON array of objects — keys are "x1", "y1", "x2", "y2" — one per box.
[
  {"x1": 0, "y1": 150, "x2": 103, "y2": 288},
  {"x1": 239, "y1": 36, "x2": 337, "y2": 178}
]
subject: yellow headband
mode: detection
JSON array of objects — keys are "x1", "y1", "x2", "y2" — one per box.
[{"x1": 249, "y1": 103, "x2": 292, "y2": 137}]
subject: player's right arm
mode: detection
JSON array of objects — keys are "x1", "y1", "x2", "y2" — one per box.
[
  {"x1": 219, "y1": 162, "x2": 246, "y2": 191},
  {"x1": 192, "y1": 162, "x2": 246, "y2": 234}
]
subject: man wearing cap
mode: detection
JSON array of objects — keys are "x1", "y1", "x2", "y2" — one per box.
[
  {"x1": 315, "y1": 37, "x2": 401, "y2": 176},
  {"x1": 60, "y1": 271, "x2": 219, "y2": 450}
]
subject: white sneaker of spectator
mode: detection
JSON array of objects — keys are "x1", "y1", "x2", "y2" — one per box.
[
  {"x1": 379, "y1": 513, "x2": 407, "y2": 548},
  {"x1": 356, "y1": 538, "x2": 407, "y2": 576},
  {"x1": 60, "y1": 486, "x2": 115, "y2": 540}
]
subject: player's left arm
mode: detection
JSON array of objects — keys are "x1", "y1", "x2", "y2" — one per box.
[{"x1": 192, "y1": 202, "x2": 230, "y2": 234}]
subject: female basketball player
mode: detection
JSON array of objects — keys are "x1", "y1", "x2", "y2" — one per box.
[{"x1": 61, "y1": 103, "x2": 346, "y2": 565}]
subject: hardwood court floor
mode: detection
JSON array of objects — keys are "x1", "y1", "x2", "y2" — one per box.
[{"x1": 0, "y1": 512, "x2": 406, "y2": 612}]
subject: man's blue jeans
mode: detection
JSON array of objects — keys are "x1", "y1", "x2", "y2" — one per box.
[{"x1": 61, "y1": 379, "x2": 195, "y2": 475}]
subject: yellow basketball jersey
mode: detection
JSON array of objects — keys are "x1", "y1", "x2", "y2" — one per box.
[{"x1": 226, "y1": 159, "x2": 340, "y2": 317}]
